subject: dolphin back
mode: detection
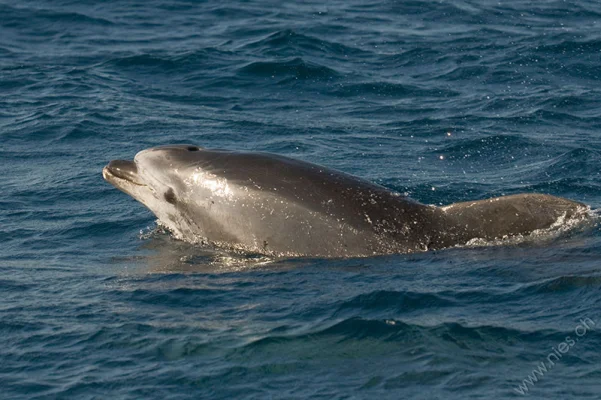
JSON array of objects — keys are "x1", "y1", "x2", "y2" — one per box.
[{"x1": 437, "y1": 193, "x2": 587, "y2": 246}]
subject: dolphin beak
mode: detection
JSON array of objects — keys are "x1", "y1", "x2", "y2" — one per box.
[{"x1": 103, "y1": 160, "x2": 144, "y2": 186}]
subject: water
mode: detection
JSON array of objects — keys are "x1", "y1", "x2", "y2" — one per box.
[{"x1": 2, "y1": 0, "x2": 601, "y2": 398}]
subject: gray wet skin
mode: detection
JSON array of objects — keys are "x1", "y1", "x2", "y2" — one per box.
[{"x1": 103, "y1": 144, "x2": 588, "y2": 257}]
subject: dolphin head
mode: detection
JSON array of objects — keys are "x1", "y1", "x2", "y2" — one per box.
[{"x1": 103, "y1": 144, "x2": 208, "y2": 239}]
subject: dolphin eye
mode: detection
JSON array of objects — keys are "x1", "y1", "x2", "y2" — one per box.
[
  {"x1": 164, "y1": 188, "x2": 177, "y2": 204},
  {"x1": 187, "y1": 146, "x2": 199, "y2": 151}
]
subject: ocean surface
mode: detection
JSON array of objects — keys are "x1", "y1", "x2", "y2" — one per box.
[{"x1": 2, "y1": 0, "x2": 601, "y2": 398}]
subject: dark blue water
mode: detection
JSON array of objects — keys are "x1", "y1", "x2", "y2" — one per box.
[{"x1": 2, "y1": 1, "x2": 601, "y2": 398}]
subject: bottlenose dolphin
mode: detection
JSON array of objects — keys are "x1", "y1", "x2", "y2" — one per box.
[{"x1": 103, "y1": 144, "x2": 588, "y2": 257}]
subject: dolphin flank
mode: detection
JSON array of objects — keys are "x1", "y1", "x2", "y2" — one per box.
[{"x1": 103, "y1": 144, "x2": 588, "y2": 257}]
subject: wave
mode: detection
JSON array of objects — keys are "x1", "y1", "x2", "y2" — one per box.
[
  {"x1": 335, "y1": 290, "x2": 455, "y2": 313},
  {"x1": 334, "y1": 276, "x2": 601, "y2": 316},
  {"x1": 329, "y1": 81, "x2": 459, "y2": 98},
  {"x1": 508, "y1": 148, "x2": 601, "y2": 197},
  {"x1": 110, "y1": 54, "x2": 181, "y2": 70},
  {"x1": 435, "y1": 65, "x2": 490, "y2": 81},
  {"x1": 541, "y1": 148, "x2": 601, "y2": 177},
  {"x1": 518, "y1": 275, "x2": 601, "y2": 295},
  {"x1": 237, "y1": 57, "x2": 339, "y2": 81},
  {"x1": 107, "y1": 48, "x2": 234, "y2": 72},
  {"x1": 0, "y1": 278, "x2": 36, "y2": 292},
  {"x1": 438, "y1": 134, "x2": 544, "y2": 162},
  {"x1": 116, "y1": 287, "x2": 230, "y2": 309},
  {"x1": 536, "y1": 38, "x2": 601, "y2": 56},
  {"x1": 242, "y1": 29, "x2": 369, "y2": 59},
  {"x1": 0, "y1": 4, "x2": 114, "y2": 29},
  {"x1": 238, "y1": 318, "x2": 576, "y2": 352},
  {"x1": 0, "y1": 46, "x2": 16, "y2": 56}
]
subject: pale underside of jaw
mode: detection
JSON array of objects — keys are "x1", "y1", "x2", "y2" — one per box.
[
  {"x1": 105, "y1": 164, "x2": 192, "y2": 234},
  {"x1": 103, "y1": 165, "x2": 157, "y2": 207},
  {"x1": 103, "y1": 166, "x2": 145, "y2": 190}
]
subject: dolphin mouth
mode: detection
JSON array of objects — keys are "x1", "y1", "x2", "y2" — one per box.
[{"x1": 103, "y1": 160, "x2": 145, "y2": 186}]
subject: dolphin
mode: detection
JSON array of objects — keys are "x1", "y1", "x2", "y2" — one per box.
[{"x1": 103, "y1": 144, "x2": 588, "y2": 257}]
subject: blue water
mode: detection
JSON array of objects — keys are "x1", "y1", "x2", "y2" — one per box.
[{"x1": 2, "y1": 0, "x2": 601, "y2": 398}]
